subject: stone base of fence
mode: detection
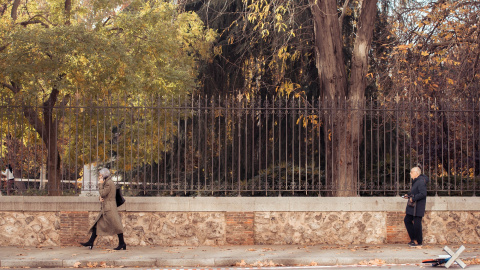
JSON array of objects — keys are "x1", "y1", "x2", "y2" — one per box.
[{"x1": 0, "y1": 197, "x2": 478, "y2": 246}]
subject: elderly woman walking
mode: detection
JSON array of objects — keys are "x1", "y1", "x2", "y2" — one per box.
[{"x1": 80, "y1": 168, "x2": 126, "y2": 250}]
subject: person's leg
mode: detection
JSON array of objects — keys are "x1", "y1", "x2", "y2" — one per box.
[
  {"x1": 413, "y1": 216, "x2": 423, "y2": 245},
  {"x1": 7, "y1": 179, "x2": 14, "y2": 195},
  {"x1": 113, "y1": 233, "x2": 126, "y2": 250},
  {"x1": 404, "y1": 214, "x2": 415, "y2": 244},
  {"x1": 80, "y1": 225, "x2": 97, "y2": 249}
]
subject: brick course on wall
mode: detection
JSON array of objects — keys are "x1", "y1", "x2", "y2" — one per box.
[
  {"x1": 59, "y1": 211, "x2": 89, "y2": 246},
  {"x1": 386, "y1": 212, "x2": 410, "y2": 244},
  {"x1": 226, "y1": 212, "x2": 254, "y2": 245}
]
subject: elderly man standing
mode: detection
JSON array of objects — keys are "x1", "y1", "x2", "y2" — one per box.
[{"x1": 403, "y1": 166, "x2": 428, "y2": 247}]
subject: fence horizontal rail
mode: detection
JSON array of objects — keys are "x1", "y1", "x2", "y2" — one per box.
[{"x1": 1, "y1": 98, "x2": 479, "y2": 196}]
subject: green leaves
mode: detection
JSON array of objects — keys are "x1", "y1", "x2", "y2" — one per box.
[
  {"x1": 1, "y1": 0, "x2": 216, "y2": 106},
  {"x1": 0, "y1": 0, "x2": 217, "y2": 181}
]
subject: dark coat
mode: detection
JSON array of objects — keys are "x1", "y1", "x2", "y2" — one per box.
[
  {"x1": 89, "y1": 178, "x2": 124, "y2": 236},
  {"x1": 406, "y1": 174, "x2": 428, "y2": 217}
]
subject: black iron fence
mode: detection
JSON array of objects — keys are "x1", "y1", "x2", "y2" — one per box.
[{"x1": 1, "y1": 98, "x2": 479, "y2": 196}]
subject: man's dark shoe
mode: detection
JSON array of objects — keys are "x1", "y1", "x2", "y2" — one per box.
[
  {"x1": 409, "y1": 243, "x2": 422, "y2": 247},
  {"x1": 408, "y1": 241, "x2": 415, "y2": 246}
]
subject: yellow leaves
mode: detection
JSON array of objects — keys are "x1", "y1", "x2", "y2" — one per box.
[
  {"x1": 276, "y1": 81, "x2": 300, "y2": 97},
  {"x1": 247, "y1": 13, "x2": 258, "y2": 23},
  {"x1": 261, "y1": 29, "x2": 270, "y2": 38},
  {"x1": 275, "y1": 5, "x2": 287, "y2": 14},
  {"x1": 290, "y1": 29, "x2": 295, "y2": 37},
  {"x1": 296, "y1": 115, "x2": 320, "y2": 128},
  {"x1": 276, "y1": 22, "x2": 287, "y2": 33},
  {"x1": 214, "y1": 45, "x2": 223, "y2": 56},
  {"x1": 277, "y1": 46, "x2": 290, "y2": 60},
  {"x1": 421, "y1": 51, "x2": 429, "y2": 56},
  {"x1": 396, "y1": 44, "x2": 413, "y2": 53}
]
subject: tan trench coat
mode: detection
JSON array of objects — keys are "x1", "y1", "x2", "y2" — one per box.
[{"x1": 88, "y1": 178, "x2": 124, "y2": 236}]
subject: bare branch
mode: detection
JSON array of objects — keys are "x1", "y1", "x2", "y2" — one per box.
[
  {"x1": 19, "y1": 15, "x2": 57, "y2": 28},
  {"x1": 20, "y1": 19, "x2": 50, "y2": 28},
  {"x1": 1, "y1": 81, "x2": 21, "y2": 94}
]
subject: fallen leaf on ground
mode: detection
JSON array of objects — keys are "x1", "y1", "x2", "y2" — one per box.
[
  {"x1": 73, "y1": 262, "x2": 81, "y2": 268},
  {"x1": 464, "y1": 258, "x2": 480, "y2": 265},
  {"x1": 87, "y1": 262, "x2": 98, "y2": 267},
  {"x1": 252, "y1": 260, "x2": 278, "y2": 267},
  {"x1": 358, "y1": 258, "x2": 386, "y2": 265},
  {"x1": 235, "y1": 260, "x2": 247, "y2": 267}
]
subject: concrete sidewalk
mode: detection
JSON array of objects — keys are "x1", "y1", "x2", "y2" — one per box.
[{"x1": 0, "y1": 244, "x2": 479, "y2": 268}]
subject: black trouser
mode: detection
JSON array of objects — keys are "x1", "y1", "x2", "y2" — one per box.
[
  {"x1": 404, "y1": 214, "x2": 423, "y2": 244},
  {"x1": 2, "y1": 179, "x2": 14, "y2": 195}
]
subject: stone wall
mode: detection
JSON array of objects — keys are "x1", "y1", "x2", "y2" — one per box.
[
  {"x1": 0, "y1": 197, "x2": 479, "y2": 246},
  {"x1": 255, "y1": 212, "x2": 386, "y2": 245},
  {"x1": 0, "y1": 212, "x2": 59, "y2": 246}
]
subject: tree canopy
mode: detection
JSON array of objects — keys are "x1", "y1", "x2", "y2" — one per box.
[{"x1": 0, "y1": 0, "x2": 216, "y2": 195}]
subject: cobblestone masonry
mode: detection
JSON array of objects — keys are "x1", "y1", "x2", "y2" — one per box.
[
  {"x1": 92, "y1": 212, "x2": 226, "y2": 247},
  {"x1": 255, "y1": 212, "x2": 386, "y2": 245},
  {"x1": 1, "y1": 210, "x2": 480, "y2": 246},
  {"x1": 0, "y1": 212, "x2": 60, "y2": 246}
]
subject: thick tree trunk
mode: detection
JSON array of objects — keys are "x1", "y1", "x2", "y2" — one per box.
[
  {"x1": 311, "y1": 0, "x2": 377, "y2": 196},
  {"x1": 44, "y1": 107, "x2": 62, "y2": 196},
  {"x1": 22, "y1": 89, "x2": 63, "y2": 196},
  {"x1": 323, "y1": 100, "x2": 362, "y2": 196}
]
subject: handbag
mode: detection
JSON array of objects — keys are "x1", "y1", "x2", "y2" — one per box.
[
  {"x1": 407, "y1": 198, "x2": 416, "y2": 207},
  {"x1": 115, "y1": 185, "x2": 126, "y2": 207}
]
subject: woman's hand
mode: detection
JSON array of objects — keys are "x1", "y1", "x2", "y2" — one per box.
[{"x1": 99, "y1": 196, "x2": 104, "y2": 202}]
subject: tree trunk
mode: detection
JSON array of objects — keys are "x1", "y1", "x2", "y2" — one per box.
[
  {"x1": 44, "y1": 106, "x2": 62, "y2": 196},
  {"x1": 311, "y1": 0, "x2": 377, "y2": 196},
  {"x1": 22, "y1": 89, "x2": 63, "y2": 196},
  {"x1": 10, "y1": 0, "x2": 21, "y2": 21},
  {"x1": 64, "y1": 0, "x2": 72, "y2": 25}
]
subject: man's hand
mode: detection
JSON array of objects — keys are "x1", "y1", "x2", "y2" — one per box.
[{"x1": 99, "y1": 197, "x2": 104, "y2": 202}]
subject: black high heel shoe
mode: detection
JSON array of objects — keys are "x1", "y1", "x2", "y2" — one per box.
[
  {"x1": 113, "y1": 243, "x2": 126, "y2": 250},
  {"x1": 80, "y1": 242, "x2": 94, "y2": 249}
]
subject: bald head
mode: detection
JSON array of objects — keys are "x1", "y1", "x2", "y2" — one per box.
[{"x1": 410, "y1": 167, "x2": 421, "y2": 179}]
